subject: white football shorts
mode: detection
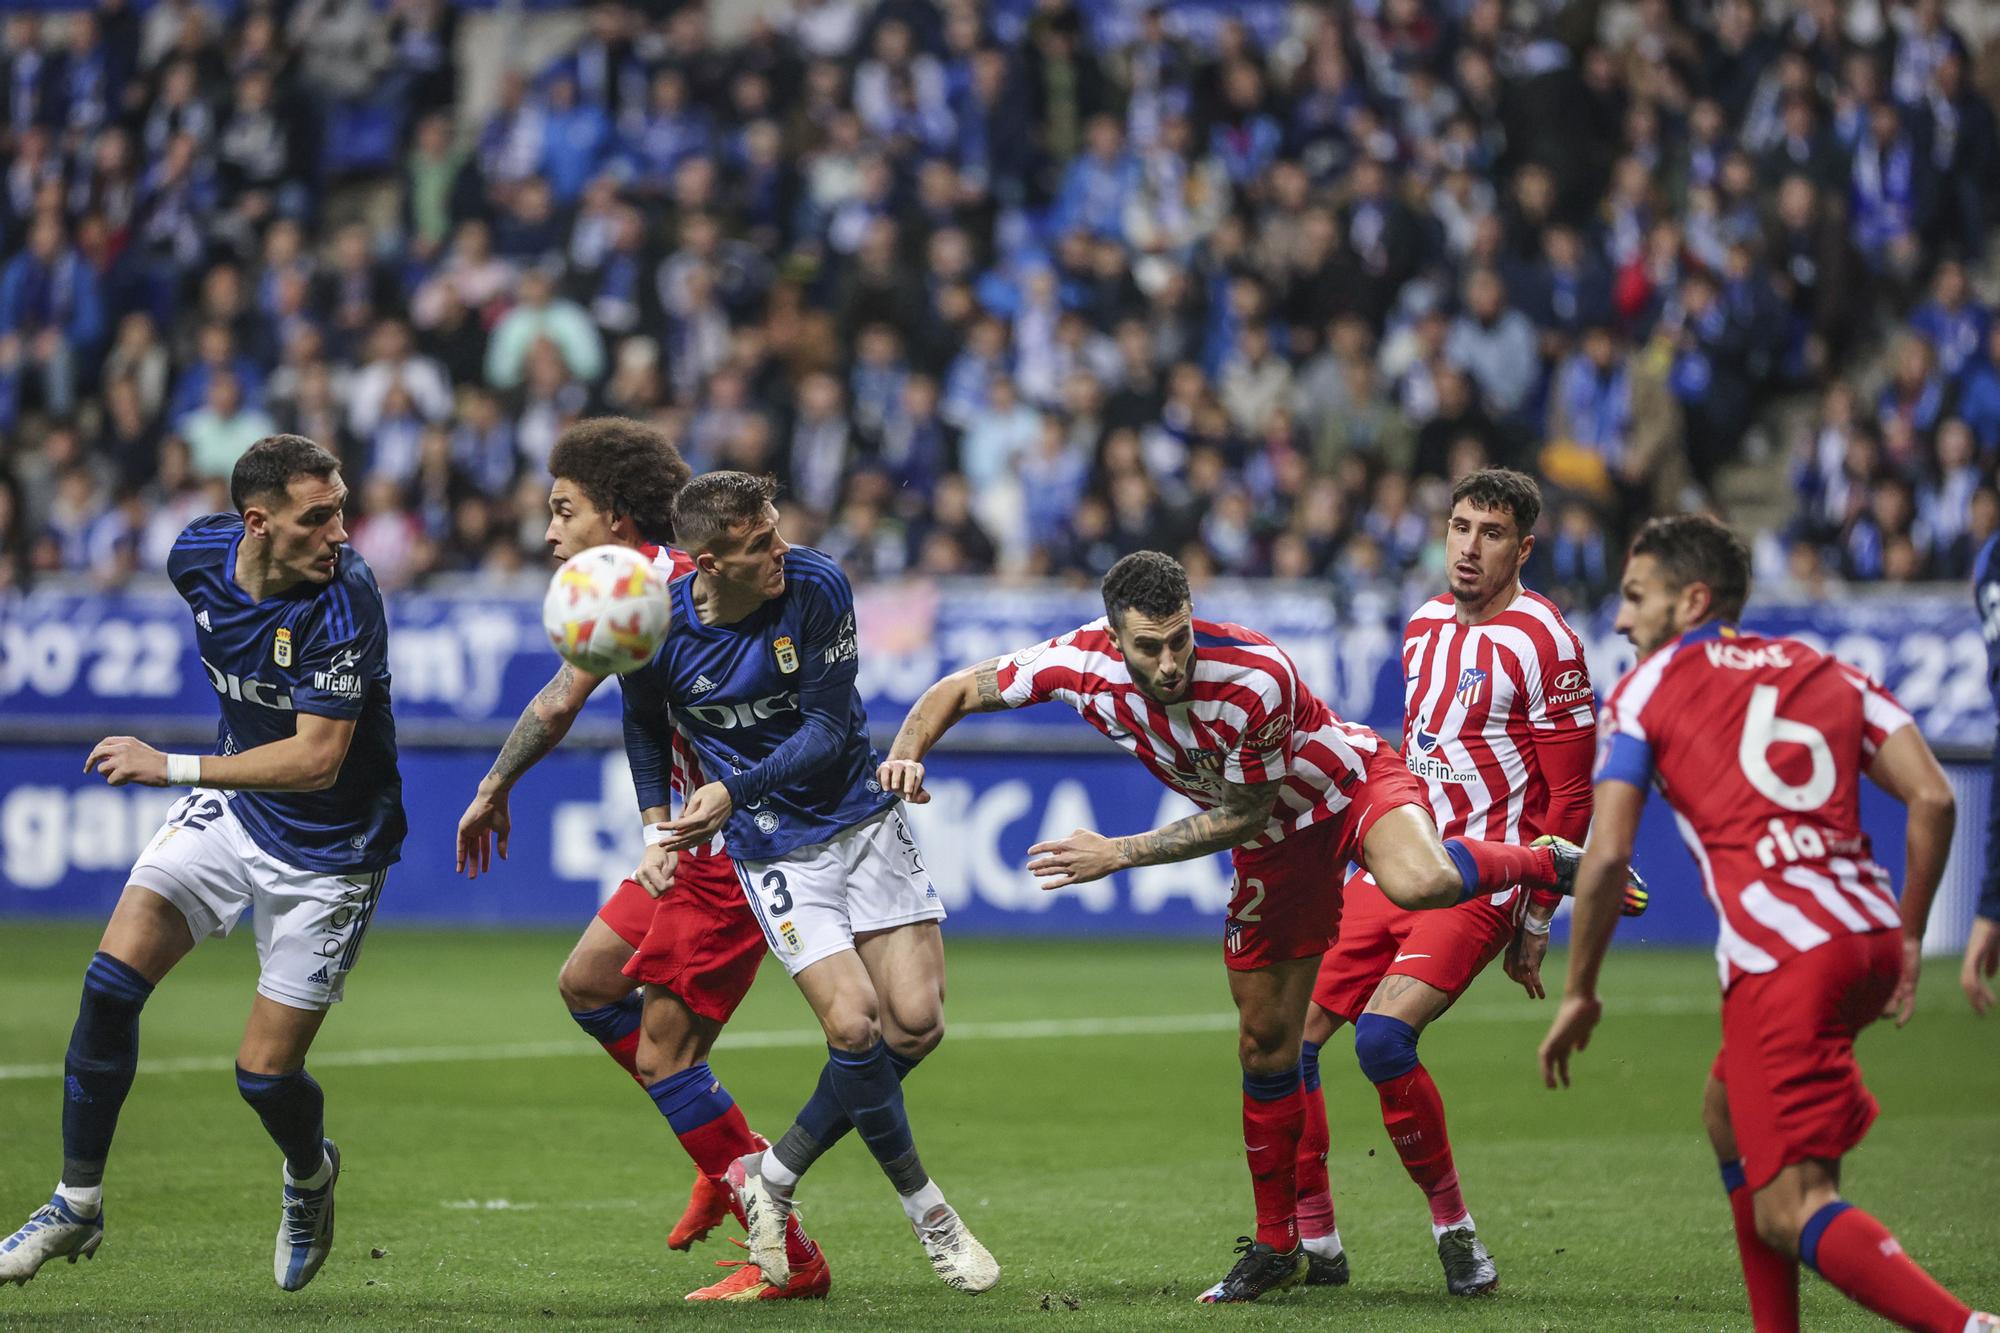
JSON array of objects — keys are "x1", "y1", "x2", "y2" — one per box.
[
  {"x1": 127, "y1": 789, "x2": 386, "y2": 1011},
  {"x1": 734, "y1": 805, "x2": 945, "y2": 977}
]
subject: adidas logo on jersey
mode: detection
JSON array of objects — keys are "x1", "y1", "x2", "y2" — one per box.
[
  {"x1": 196, "y1": 609, "x2": 212, "y2": 631},
  {"x1": 691, "y1": 674, "x2": 717, "y2": 694},
  {"x1": 305, "y1": 965, "x2": 330, "y2": 985}
]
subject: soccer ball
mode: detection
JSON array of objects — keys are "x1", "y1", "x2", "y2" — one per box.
[{"x1": 542, "y1": 545, "x2": 673, "y2": 675}]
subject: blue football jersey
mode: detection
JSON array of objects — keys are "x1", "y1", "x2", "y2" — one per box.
[
  {"x1": 166, "y1": 515, "x2": 406, "y2": 873},
  {"x1": 1975, "y1": 534, "x2": 2000, "y2": 921},
  {"x1": 620, "y1": 546, "x2": 892, "y2": 860}
]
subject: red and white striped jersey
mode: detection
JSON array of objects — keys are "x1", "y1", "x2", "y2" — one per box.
[
  {"x1": 992, "y1": 617, "x2": 1385, "y2": 848},
  {"x1": 636, "y1": 542, "x2": 724, "y2": 859},
  {"x1": 1400, "y1": 590, "x2": 1595, "y2": 853},
  {"x1": 1596, "y1": 622, "x2": 1913, "y2": 990}
]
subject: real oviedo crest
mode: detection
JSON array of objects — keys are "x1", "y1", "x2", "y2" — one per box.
[
  {"x1": 773, "y1": 635, "x2": 800, "y2": 674},
  {"x1": 274, "y1": 626, "x2": 292, "y2": 667}
]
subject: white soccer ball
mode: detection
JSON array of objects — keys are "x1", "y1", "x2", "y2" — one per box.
[{"x1": 542, "y1": 544, "x2": 673, "y2": 675}]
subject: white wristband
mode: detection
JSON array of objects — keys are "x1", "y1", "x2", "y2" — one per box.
[
  {"x1": 643, "y1": 824, "x2": 674, "y2": 848},
  {"x1": 165, "y1": 754, "x2": 202, "y2": 786},
  {"x1": 1520, "y1": 911, "x2": 1554, "y2": 937}
]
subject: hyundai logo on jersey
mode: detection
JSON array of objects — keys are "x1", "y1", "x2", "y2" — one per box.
[{"x1": 1456, "y1": 666, "x2": 1488, "y2": 706}]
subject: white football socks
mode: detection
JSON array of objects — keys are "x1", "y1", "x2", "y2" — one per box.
[
  {"x1": 1303, "y1": 1229, "x2": 1344, "y2": 1259},
  {"x1": 54, "y1": 1182, "x2": 101, "y2": 1218},
  {"x1": 1432, "y1": 1213, "x2": 1475, "y2": 1241},
  {"x1": 899, "y1": 1178, "x2": 946, "y2": 1226},
  {"x1": 285, "y1": 1151, "x2": 332, "y2": 1191},
  {"x1": 760, "y1": 1150, "x2": 800, "y2": 1192}
]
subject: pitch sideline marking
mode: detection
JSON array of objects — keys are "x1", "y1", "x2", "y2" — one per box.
[{"x1": 0, "y1": 995, "x2": 1717, "y2": 1082}]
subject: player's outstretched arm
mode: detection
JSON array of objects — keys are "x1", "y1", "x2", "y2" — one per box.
[
  {"x1": 1866, "y1": 724, "x2": 1957, "y2": 1025},
  {"x1": 1538, "y1": 778, "x2": 1646, "y2": 1089},
  {"x1": 879, "y1": 657, "x2": 1012, "y2": 803},
  {"x1": 1028, "y1": 777, "x2": 1283, "y2": 889},
  {"x1": 86, "y1": 714, "x2": 357, "y2": 793},
  {"x1": 457, "y1": 662, "x2": 603, "y2": 876}
]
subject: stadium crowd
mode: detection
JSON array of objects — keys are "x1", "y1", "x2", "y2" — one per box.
[{"x1": 0, "y1": 0, "x2": 1997, "y2": 607}]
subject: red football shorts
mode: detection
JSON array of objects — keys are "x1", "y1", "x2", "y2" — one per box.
[
  {"x1": 1223, "y1": 740, "x2": 1430, "y2": 972},
  {"x1": 1312, "y1": 870, "x2": 1516, "y2": 1021},
  {"x1": 594, "y1": 850, "x2": 766, "y2": 1023},
  {"x1": 1711, "y1": 929, "x2": 1900, "y2": 1191}
]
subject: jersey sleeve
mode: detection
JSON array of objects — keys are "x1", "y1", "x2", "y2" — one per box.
[
  {"x1": 992, "y1": 633, "x2": 1078, "y2": 710},
  {"x1": 1837, "y1": 662, "x2": 1917, "y2": 758},
  {"x1": 1519, "y1": 622, "x2": 1596, "y2": 735},
  {"x1": 1593, "y1": 676, "x2": 1656, "y2": 790},
  {"x1": 619, "y1": 671, "x2": 672, "y2": 813},
  {"x1": 290, "y1": 572, "x2": 388, "y2": 720},
  {"x1": 795, "y1": 561, "x2": 861, "y2": 695}
]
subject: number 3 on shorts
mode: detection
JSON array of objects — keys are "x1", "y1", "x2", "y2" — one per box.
[
  {"x1": 1234, "y1": 877, "x2": 1266, "y2": 923},
  {"x1": 761, "y1": 869, "x2": 793, "y2": 915}
]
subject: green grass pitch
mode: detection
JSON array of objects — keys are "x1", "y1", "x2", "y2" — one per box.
[{"x1": 0, "y1": 924, "x2": 1994, "y2": 1329}]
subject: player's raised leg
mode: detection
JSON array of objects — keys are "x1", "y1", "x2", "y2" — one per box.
[
  {"x1": 1197, "y1": 954, "x2": 1317, "y2": 1303},
  {"x1": 0, "y1": 887, "x2": 195, "y2": 1285},
  {"x1": 1704, "y1": 1071, "x2": 1800, "y2": 1331}
]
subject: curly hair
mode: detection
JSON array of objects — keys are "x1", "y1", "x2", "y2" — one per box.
[
  {"x1": 671, "y1": 471, "x2": 781, "y2": 554},
  {"x1": 547, "y1": 417, "x2": 692, "y2": 543},
  {"x1": 1629, "y1": 514, "x2": 1752, "y2": 621},
  {"x1": 1451, "y1": 467, "x2": 1542, "y2": 537},
  {"x1": 1101, "y1": 550, "x2": 1191, "y2": 630}
]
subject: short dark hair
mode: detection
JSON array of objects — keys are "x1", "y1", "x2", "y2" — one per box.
[
  {"x1": 1629, "y1": 513, "x2": 1751, "y2": 621},
  {"x1": 1451, "y1": 467, "x2": 1542, "y2": 536},
  {"x1": 1101, "y1": 551, "x2": 1190, "y2": 630},
  {"x1": 548, "y1": 417, "x2": 692, "y2": 543},
  {"x1": 230, "y1": 434, "x2": 340, "y2": 512},
  {"x1": 671, "y1": 471, "x2": 780, "y2": 553}
]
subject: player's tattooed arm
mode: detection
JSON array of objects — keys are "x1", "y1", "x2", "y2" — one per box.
[
  {"x1": 1112, "y1": 777, "x2": 1284, "y2": 868},
  {"x1": 886, "y1": 657, "x2": 1009, "y2": 763},
  {"x1": 481, "y1": 662, "x2": 599, "y2": 793}
]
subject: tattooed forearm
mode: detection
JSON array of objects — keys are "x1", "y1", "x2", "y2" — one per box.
[
  {"x1": 1114, "y1": 779, "x2": 1283, "y2": 868},
  {"x1": 972, "y1": 661, "x2": 1006, "y2": 711},
  {"x1": 483, "y1": 664, "x2": 578, "y2": 788},
  {"x1": 888, "y1": 659, "x2": 1009, "y2": 762}
]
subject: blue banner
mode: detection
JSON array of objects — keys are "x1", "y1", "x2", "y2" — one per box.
[
  {"x1": 0, "y1": 583, "x2": 1988, "y2": 747},
  {"x1": 3, "y1": 739, "x2": 1975, "y2": 955}
]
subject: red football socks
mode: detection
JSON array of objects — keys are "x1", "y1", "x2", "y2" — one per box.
[
  {"x1": 1449, "y1": 837, "x2": 1557, "y2": 893},
  {"x1": 1722, "y1": 1162, "x2": 1799, "y2": 1331},
  {"x1": 1375, "y1": 1064, "x2": 1468, "y2": 1226},
  {"x1": 605, "y1": 1028, "x2": 644, "y2": 1084},
  {"x1": 1804, "y1": 1204, "x2": 1971, "y2": 1333},
  {"x1": 676, "y1": 1101, "x2": 759, "y2": 1185},
  {"x1": 1295, "y1": 1082, "x2": 1336, "y2": 1241},
  {"x1": 1243, "y1": 1084, "x2": 1305, "y2": 1250}
]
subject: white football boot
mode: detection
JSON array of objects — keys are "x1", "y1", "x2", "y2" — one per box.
[
  {"x1": 274, "y1": 1140, "x2": 339, "y2": 1292},
  {"x1": 725, "y1": 1153, "x2": 792, "y2": 1287},
  {"x1": 0, "y1": 1194, "x2": 103, "y2": 1284},
  {"x1": 913, "y1": 1202, "x2": 999, "y2": 1293}
]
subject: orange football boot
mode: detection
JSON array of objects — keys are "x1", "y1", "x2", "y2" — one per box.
[
  {"x1": 683, "y1": 1239, "x2": 832, "y2": 1302},
  {"x1": 666, "y1": 1168, "x2": 733, "y2": 1251}
]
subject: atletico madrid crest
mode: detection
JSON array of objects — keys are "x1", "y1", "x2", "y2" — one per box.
[
  {"x1": 1455, "y1": 666, "x2": 1487, "y2": 706},
  {"x1": 773, "y1": 635, "x2": 799, "y2": 674},
  {"x1": 274, "y1": 626, "x2": 292, "y2": 667}
]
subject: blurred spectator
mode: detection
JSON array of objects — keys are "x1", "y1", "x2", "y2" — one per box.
[
  {"x1": 486, "y1": 264, "x2": 604, "y2": 389},
  {"x1": 183, "y1": 370, "x2": 277, "y2": 479}
]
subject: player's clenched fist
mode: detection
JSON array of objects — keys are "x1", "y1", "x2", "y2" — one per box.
[
  {"x1": 877, "y1": 758, "x2": 929, "y2": 803},
  {"x1": 636, "y1": 842, "x2": 679, "y2": 899},
  {"x1": 84, "y1": 736, "x2": 169, "y2": 787}
]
